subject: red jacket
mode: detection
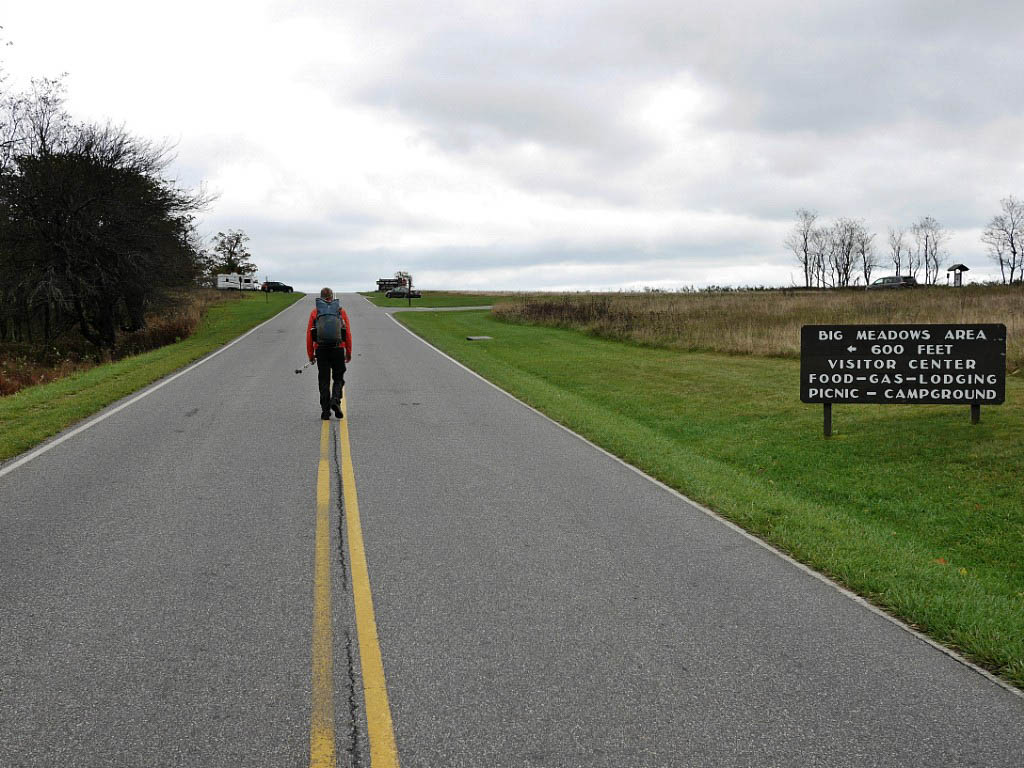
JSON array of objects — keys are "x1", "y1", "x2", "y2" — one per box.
[{"x1": 307, "y1": 306, "x2": 352, "y2": 361}]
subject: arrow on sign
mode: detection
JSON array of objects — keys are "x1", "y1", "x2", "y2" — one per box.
[{"x1": 846, "y1": 345, "x2": 857, "y2": 352}]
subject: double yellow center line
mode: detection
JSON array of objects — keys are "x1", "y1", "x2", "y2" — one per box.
[{"x1": 312, "y1": 395, "x2": 400, "y2": 767}]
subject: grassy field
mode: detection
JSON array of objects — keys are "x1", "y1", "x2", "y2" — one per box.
[
  {"x1": 495, "y1": 284, "x2": 1024, "y2": 371},
  {"x1": 0, "y1": 291, "x2": 304, "y2": 462},
  {"x1": 359, "y1": 290, "x2": 528, "y2": 308},
  {"x1": 396, "y1": 308, "x2": 1024, "y2": 689}
]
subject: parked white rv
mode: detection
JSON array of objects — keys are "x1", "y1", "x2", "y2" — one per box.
[{"x1": 215, "y1": 273, "x2": 261, "y2": 290}]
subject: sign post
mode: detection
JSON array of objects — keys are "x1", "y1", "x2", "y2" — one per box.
[{"x1": 801, "y1": 324, "x2": 1006, "y2": 436}]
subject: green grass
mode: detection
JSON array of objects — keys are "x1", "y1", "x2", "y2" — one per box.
[
  {"x1": 0, "y1": 292, "x2": 304, "y2": 462},
  {"x1": 359, "y1": 291, "x2": 526, "y2": 308},
  {"x1": 397, "y1": 309, "x2": 1024, "y2": 689}
]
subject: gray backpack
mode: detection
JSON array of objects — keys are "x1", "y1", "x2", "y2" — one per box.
[{"x1": 314, "y1": 298, "x2": 346, "y2": 346}]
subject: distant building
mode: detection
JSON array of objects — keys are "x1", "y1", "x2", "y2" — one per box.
[
  {"x1": 376, "y1": 277, "x2": 406, "y2": 292},
  {"x1": 946, "y1": 264, "x2": 969, "y2": 286}
]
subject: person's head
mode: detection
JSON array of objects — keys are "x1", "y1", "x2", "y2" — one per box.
[{"x1": 320, "y1": 287, "x2": 333, "y2": 301}]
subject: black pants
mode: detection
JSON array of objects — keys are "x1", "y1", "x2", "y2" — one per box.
[{"x1": 315, "y1": 345, "x2": 347, "y2": 412}]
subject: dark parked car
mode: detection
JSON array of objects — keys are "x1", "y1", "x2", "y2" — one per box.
[
  {"x1": 867, "y1": 275, "x2": 918, "y2": 290},
  {"x1": 261, "y1": 281, "x2": 293, "y2": 292},
  {"x1": 385, "y1": 286, "x2": 421, "y2": 298}
]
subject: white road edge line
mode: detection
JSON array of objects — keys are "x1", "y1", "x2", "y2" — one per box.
[
  {"x1": 0, "y1": 297, "x2": 308, "y2": 480},
  {"x1": 385, "y1": 309, "x2": 1024, "y2": 701}
]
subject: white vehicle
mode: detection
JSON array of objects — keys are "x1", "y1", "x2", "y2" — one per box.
[{"x1": 216, "y1": 273, "x2": 261, "y2": 290}]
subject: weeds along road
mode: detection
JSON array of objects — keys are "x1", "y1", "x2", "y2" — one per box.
[{"x1": 2, "y1": 292, "x2": 1022, "y2": 767}]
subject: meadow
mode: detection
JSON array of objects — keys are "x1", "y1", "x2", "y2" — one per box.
[{"x1": 494, "y1": 285, "x2": 1024, "y2": 371}]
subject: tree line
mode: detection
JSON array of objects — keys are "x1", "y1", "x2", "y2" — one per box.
[
  {"x1": 0, "y1": 76, "x2": 211, "y2": 347},
  {"x1": 0, "y1": 69, "x2": 257, "y2": 350},
  {"x1": 786, "y1": 197, "x2": 1024, "y2": 288}
]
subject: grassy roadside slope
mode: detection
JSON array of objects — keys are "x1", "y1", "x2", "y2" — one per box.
[
  {"x1": 0, "y1": 292, "x2": 304, "y2": 462},
  {"x1": 396, "y1": 309, "x2": 1024, "y2": 689}
]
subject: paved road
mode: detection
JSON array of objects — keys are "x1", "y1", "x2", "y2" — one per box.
[{"x1": 2, "y1": 293, "x2": 1022, "y2": 767}]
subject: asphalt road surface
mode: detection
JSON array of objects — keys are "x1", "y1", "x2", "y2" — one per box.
[{"x1": 2, "y1": 293, "x2": 1022, "y2": 767}]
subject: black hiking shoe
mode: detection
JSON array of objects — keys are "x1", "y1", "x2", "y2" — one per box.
[
  {"x1": 331, "y1": 398, "x2": 343, "y2": 419},
  {"x1": 321, "y1": 410, "x2": 331, "y2": 420}
]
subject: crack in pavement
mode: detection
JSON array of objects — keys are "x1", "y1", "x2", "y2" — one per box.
[{"x1": 333, "y1": 424, "x2": 364, "y2": 768}]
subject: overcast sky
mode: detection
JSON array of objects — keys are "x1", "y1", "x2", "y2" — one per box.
[{"x1": 4, "y1": 1, "x2": 1023, "y2": 291}]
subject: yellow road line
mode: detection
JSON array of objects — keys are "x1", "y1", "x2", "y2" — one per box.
[
  {"x1": 311, "y1": 421, "x2": 336, "y2": 768},
  {"x1": 338, "y1": 394, "x2": 401, "y2": 767}
]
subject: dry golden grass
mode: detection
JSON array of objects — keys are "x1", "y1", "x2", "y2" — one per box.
[
  {"x1": 494, "y1": 285, "x2": 1024, "y2": 371},
  {"x1": 115, "y1": 288, "x2": 230, "y2": 356},
  {"x1": 0, "y1": 288, "x2": 235, "y2": 396}
]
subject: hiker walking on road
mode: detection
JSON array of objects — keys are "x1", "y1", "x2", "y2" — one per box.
[{"x1": 306, "y1": 287, "x2": 352, "y2": 420}]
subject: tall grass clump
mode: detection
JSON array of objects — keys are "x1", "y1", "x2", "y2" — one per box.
[{"x1": 493, "y1": 285, "x2": 1024, "y2": 370}]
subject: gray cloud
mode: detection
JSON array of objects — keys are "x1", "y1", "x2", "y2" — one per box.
[
  {"x1": 353, "y1": 1, "x2": 1024, "y2": 140},
  {"x1": 209, "y1": 1, "x2": 1024, "y2": 286},
  {"x1": 338, "y1": 1, "x2": 1024, "y2": 224}
]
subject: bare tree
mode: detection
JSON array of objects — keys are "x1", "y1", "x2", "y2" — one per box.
[
  {"x1": 0, "y1": 74, "x2": 75, "y2": 342},
  {"x1": 854, "y1": 221, "x2": 877, "y2": 286},
  {"x1": 887, "y1": 226, "x2": 907, "y2": 277},
  {"x1": 23, "y1": 77, "x2": 72, "y2": 155},
  {"x1": 784, "y1": 209, "x2": 818, "y2": 287},
  {"x1": 912, "y1": 216, "x2": 948, "y2": 285},
  {"x1": 809, "y1": 225, "x2": 831, "y2": 287},
  {"x1": 828, "y1": 218, "x2": 859, "y2": 287},
  {"x1": 0, "y1": 83, "x2": 27, "y2": 174},
  {"x1": 791, "y1": 215, "x2": 875, "y2": 288},
  {"x1": 981, "y1": 196, "x2": 1024, "y2": 284},
  {"x1": 0, "y1": 29, "x2": 19, "y2": 173},
  {"x1": 904, "y1": 228, "x2": 923, "y2": 279}
]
